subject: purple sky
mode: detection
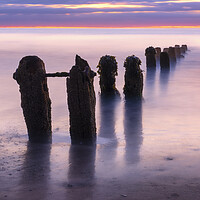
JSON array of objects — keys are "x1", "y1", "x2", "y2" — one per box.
[{"x1": 0, "y1": 0, "x2": 200, "y2": 27}]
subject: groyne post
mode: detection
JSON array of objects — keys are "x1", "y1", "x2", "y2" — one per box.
[
  {"x1": 175, "y1": 45, "x2": 181, "y2": 58},
  {"x1": 145, "y1": 46, "x2": 156, "y2": 68},
  {"x1": 13, "y1": 56, "x2": 52, "y2": 143},
  {"x1": 97, "y1": 55, "x2": 118, "y2": 95},
  {"x1": 160, "y1": 52, "x2": 170, "y2": 69},
  {"x1": 123, "y1": 55, "x2": 143, "y2": 97},
  {"x1": 155, "y1": 47, "x2": 161, "y2": 60},
  {"x1": 67, "y1": 55, "x2": 96, "y2": 144},
  {"x1": 168, "y1": 47, "x2": 176, "y2": 63}
]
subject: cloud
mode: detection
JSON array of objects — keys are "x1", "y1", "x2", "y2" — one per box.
[{"x1": 0, "y1": 1, "x2": 199, "y2": 27}]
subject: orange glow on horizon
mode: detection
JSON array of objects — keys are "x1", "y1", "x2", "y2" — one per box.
[
  {"x1": 155, "y1": 0, "x2": 200, "y2": 3},
  {"x1": 1, "y1": 25, "x2": 200, "y2": 29},
  {"x1": 6, "y1": 3, "x2": 154, "y2": 9}
]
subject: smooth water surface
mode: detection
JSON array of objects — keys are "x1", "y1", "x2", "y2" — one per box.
[{"x1": 0, "y1": 28, "x2": 200, "y2": 199}]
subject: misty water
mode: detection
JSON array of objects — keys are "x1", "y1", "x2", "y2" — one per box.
[{"x1": 0, "y1": 28, "x2": 200, "y2": 199}]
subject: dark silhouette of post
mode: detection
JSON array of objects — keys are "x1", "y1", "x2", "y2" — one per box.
[
  {"x1": 155, "y1": 47, "x2": 161, "y2": 60},
  {"x1": 13, "y1": 56, "x2": 52, "y2": 143},
  {"x1": 145, "y1": 46, "x2": 156, "y2": 68},
  {"x1": 160, "y1": 52, "x2": 170, "y2": 69},
  {"x1": 180, "y1": 45, "x2": 188, "y2": 55},
  {"x1": 67, "y1": 55, "x2": 96, "y2": 144},
  {"x1": 182, "y1": 45, "x2": 188, "y2": 51},
  {"x1": 97, "y1": 55, "x2": 118, "y2": 95},
  {"x1": 123, "y1": 55, "x2": 143, "y2": 97},
  {"x1": 175, "y1": 45, "x2": 181, "y2": 58},
  {"x1": 163, "y1": 48, "x2": 169, "y2": 53},
  {"x1": 168, "y1": 47, "x2": 176, "y2": 63}
]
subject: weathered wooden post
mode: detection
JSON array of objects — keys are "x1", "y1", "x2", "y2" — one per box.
[
  {"x1": 67, "y1": 55, "x2": 96, "y2": 144},
  {"x1": 145, "y1": 46, "x2": 156, "y2": 68},
  {"x1": 180, "y1": 45, "x2": 188, "y2": 54},
  {"x1": 123, "y1": 55, "x2": 143, "y2": 97},
  {"x1": 155, "y1": 47, "x2": 161, "y2": 60},
  {"x1": 163, "y1": 48, "x2": 169, "y2": 53},
  {"x1": 160, "y1": 52, "x2": 170, "y2": 69},
  {"x1": 182, "y1": 45, "x2": 188, "y2": 51},
  {"x1": 13, "y1": 56, "x2": 52, "y2": 143},
  {"x1": 175, "y1": 45, "x2": 181, "y2": 58},
  {"x1": 97, "y1": 55, "x2": 118, "y2": 95},
  {"x1": 168, "y1": 47, "x2": 176, "y2": 63}
]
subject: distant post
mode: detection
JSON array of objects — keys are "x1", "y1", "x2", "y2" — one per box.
[
  {"x1": 160, "y1": 52, "x2": 170, "y2": 69},
  {"x1": 145, "y1": 46, "x2": 156, "y2": 68},
  {"x1": 155, "y1": 47, "x2": 161, "y2": 60},
  {"x1": 175, "y1": 45, "x2": 181, "y2": 58},
  {"x1": 123, "y1": 55, "x2": 143, "y2": 97},
  {"x1": 97, "y1": 55, "x2": 119, "y2": 95},
  {"x1": 168, "y1": 47, "x2": 176, "y2": 63},
  {"x1": 67, "y1": 55, "x2": 96, "y2": 144},
  {"x1": 181, "y1": 45, "x2": 188, "y2": 54},
  {"x1": 182, "y1": 45, "x2": 188, "y2": 51},
  {"x1": 13, "y1": 56, "x2": 52, "y2": 143}
]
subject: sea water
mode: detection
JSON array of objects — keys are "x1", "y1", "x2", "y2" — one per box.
[{"x1": 0, "y1": 28, "x2": 200, "y2": 199}]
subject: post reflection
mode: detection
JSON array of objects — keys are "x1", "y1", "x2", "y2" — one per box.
[
  {"x1": 98, "y1": 94, "x2": 120, "y2": 160},
  {"x1": 145, "y1": 68, "x2": 156, "y2": 97},
  {"x1": 124, "y1": 98, "x2": 143, "y2": 164},
  {"x1": 170, "y1": 60, "x2": 177, "y2": 73},
  {"x1": 19, "y1": 142, "x2": 51, "y2": 199},
  {"x1": 67, "y1": 144, "x2": 96, "y2": 199},
  {"x1": 159, "y1": 68, "x2": 170, "y2": 92}
]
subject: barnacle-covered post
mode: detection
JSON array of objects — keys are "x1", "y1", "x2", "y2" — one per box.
[
  {"x1": 145, "y1": 46, "x2": 156, "y2": 68},
  {"x1": 97, "y1": 55, "x2": 118, "y2": 95},
  {"x1": 67, "y1": 55, "x2": 96, "y2": 144},
  {"x1": 123, "y1": 55, "x2": 143, "y2": 97},
  {"x1": 168, "y1": 47, "x2": 176, "y2": 63},
  {"x1": 13, "y1": 56, "x2": 52, "y2": 143},
  {"x1": 160, "y1": 52, "x2": 170, "y2": 69}
]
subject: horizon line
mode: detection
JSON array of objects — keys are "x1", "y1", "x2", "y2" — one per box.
[{"x1": 1, "y1": 25, "x2": 200, "y2": 29}]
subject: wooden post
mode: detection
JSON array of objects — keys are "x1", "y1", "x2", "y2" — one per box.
[
  {"x1": 163, "y1": 48, "x2": 169, "y2": 53},
  {"x1": 182, "y1": 45, "x2": 188, "y2": 51},
  {"x1": 160, "y1": 52, "x2": 170, "y2": 69},
  {"x1": 67, "y1": 55, "x2": 96, "y2": 144},
  {"x1": 168, "y1": 47, "x2": 176, "y2": 63},
  {"x1": 13, "y1": 56, "x2": 52, "y2": 143},
  {"x1": 97, "y1": 55, "x2": 118, "y2": 95},
  {"x1": 145, "y1": 46, "x2": 156, "y2": 68},
  {"x1": 175, "y1": 45, "x2": 181, "y2": 58},
  {"x1": 123, "y1": 55, "x2": 143, "y2": 97},
  {"x1": 155, "y1": 47, "x2": 161, "y2": 60}
]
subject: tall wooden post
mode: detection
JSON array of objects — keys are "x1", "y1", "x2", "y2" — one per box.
[
  {"x1": 13, "y1": 56, "x2": 52, "y2": 143},
  {"x1": 97, "y1": 55, "x2": 118, "y2": 95},
  {"x1": 123, "y1": 55, "x2": 143, "y2": 97},
  {"x1": 145, "y1": 46, "x2": 156, "y2": 68},
  {"x1": 67, "y1": 55, "x2": 96, "y2": 144}
]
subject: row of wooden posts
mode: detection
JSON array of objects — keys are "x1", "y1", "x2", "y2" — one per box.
[{"x1": 13, "y1": 45, "x2": 188, "y2": 144}]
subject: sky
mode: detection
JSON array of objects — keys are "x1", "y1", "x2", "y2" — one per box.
[{"x1": 0, "y1": 0, "x2": 200, "y2": 28}]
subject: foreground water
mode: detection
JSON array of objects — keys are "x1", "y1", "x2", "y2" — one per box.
[{"x1": 0, "y1": 28, "x2": 200, "y2": 199}]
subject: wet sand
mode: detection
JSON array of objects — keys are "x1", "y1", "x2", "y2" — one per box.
[{"x1": 1, "y1": 133, "x2": 200, "y2": 200}]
